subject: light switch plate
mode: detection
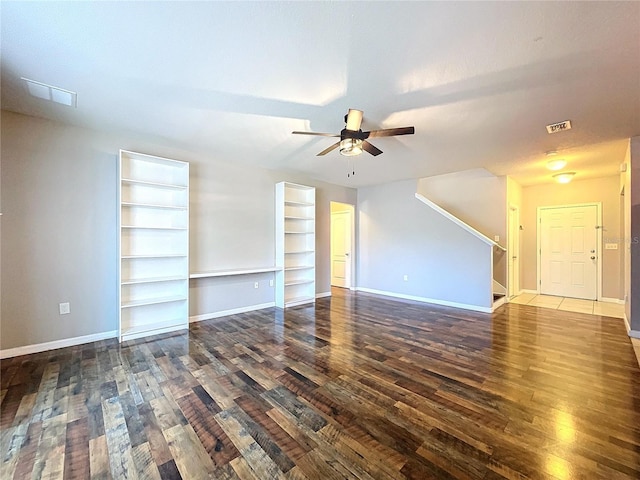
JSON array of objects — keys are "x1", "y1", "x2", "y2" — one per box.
[{"x1": 605, "y1": 243, "x2": 618, "y2": 250}]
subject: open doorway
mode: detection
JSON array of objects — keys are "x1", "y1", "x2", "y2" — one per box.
[{"x1": 330, "y1": 202, "x2": 355, "y2": 289}]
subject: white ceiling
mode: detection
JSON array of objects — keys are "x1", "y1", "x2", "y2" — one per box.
[{"x1": 2, "y1": 1, "x2": 639, "y2": 187}]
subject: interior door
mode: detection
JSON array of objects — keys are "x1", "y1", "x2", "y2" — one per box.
[
  {"x1": 508, "y1": 206, "x2": 520, "y2": 299},
  {"x1": 331, "y1": 210, "x2": 352, "y2": 288},
  {"x1": 539, "y1": 205, "x2": 598, "y2": 299}
]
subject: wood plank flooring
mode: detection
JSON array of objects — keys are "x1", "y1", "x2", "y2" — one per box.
[{"x1": 2, "y1": 288, "x2": 639, "y2": 479}]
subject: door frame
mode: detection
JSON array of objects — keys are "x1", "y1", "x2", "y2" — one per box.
[
  {"x1": 507, "y1": 204, "x2": 520, "y2": 299},
  {"x1": 330, "y1": 202, "x2": 356, "y2": 289},
  {"x1": 536, "y1": 202, "x2": 602, "y2": 300}
]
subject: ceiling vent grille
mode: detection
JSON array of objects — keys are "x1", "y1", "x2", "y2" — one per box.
[
  {"x1": 22, "y1": 77, "x2": 77, "y2": 107},
  {"x1": 546, "y1": 120, "x2": 571, "y2": 134}
]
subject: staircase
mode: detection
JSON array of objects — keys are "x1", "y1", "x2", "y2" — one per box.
[
  {"x1": 493, "y1": 280, "x2": 507, "y2": 309},
  {"x1": 415, "y1": 193, "x2": 507, "y2": 312}
]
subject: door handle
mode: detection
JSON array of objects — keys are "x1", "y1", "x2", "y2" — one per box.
[
  {"x1": 590, "y1": 256, "x2": 596, "y2": 260},
  {"x1": 345, "y1": 253, "x2": 350, "y2": 256}
]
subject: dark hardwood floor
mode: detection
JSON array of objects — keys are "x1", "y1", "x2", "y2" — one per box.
[{"x1": 2, "y1": 288, "x2": 639, "y2": 479}]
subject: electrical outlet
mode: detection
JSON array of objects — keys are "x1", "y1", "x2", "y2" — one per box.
[
  {"x1": 59, "y1": 302, "x2": 70, "y2": 315},
  {"x1": 403, "y1": 275, "x2": 408, "y2": 281},
  {"x1": 269, "y1": 279, "x2": 274, "y2": 287},
  {"x1": 494, "y1": 235, "x2": 500, "y2": 242},
  {"x1": 254, "y1": 282, "x2": 259, "y2": 289}
]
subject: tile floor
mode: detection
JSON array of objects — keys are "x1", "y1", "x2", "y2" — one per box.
[{"x1": 509, "y1": 293, "x2": 625, "y2": 317}]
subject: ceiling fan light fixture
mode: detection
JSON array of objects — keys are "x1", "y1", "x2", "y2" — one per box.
[
  {"x1": 553, "y1": 172, "x2": 576, "y2": 184},
  {"x1": 339, "y1": 138, "x2": 363, "y2": 156}
]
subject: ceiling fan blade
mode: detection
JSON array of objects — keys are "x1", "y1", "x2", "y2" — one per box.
[
  {"x1": 365, "y1": 126, "x2": 415, "y2": 138},
  {"x1": 362, "y1": 141, "x2": 383, "y2": 156},
  {"x1": 317, "y1": 141, "x2": 341, "y2": 156},
  {"x1": 345, "y1": 109, "x2": 363, "y2": 131},
  {"x1": 292, "y1": 131, "x2": 339, "y2": 137}
]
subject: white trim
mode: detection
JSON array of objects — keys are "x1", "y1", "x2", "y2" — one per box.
[
  {"x1": 537, "y1": 203, "x2": 602, "y2": 301},
  {"x1": 520, "y1": 289, "x2": 539, "y2": 294},
  {"x1": 0, "y1": 330, "x2": 117, "y2": 359},
  {"x1": 355, "y1": 287, "x2": 492, "y2": 313},
  {"x1": 600, "y1": 297, "x2": 625, "y2": 305},
  {"x1": 415, "y1": 193, "x2": 506, "y2": 251},
  {"x1": 507, "y1": 203, "x2": 520, "y2": 298},
  {"x1": 316, "y1": 292, "x2": 332, "y2": 299},
  {"x1": 121, "y1": 325, "x2": 187, "y2": 342},
  {"x1": 189, "y1": 267, "x2": 280, "y2": 279},
  {"x1": 492, "y1": 296, "x2": 506, "y2": 311},
  {"x1": 189, "y1": 302, "x2": 275, "y2": 323}
]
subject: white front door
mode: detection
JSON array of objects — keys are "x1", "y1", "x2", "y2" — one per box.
[
  {"x1": 508, "y1": 206, "x2": 520, "y2": 299},
  {"x1": 331, "y1": 209, "x2": 353, "y2": 288},
  {"x1": 539, "y1": 204, "x2": 598, "y2": 299}
]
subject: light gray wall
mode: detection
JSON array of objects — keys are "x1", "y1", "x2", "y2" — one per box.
[
  {"x1": 417, "y1": 169, "x2": 507, "y2": 287},
  {"x1": 2, "y1": 112, "x2": 118, "y2": 349},
  {"x1": 1, "y1": 111, "x2": 355, "y2": 350},
  {"x1": 357, "y1": 179, "x2": 493, "y2": 309}
]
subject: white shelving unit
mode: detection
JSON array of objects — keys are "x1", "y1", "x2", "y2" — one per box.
[
  {"x1": 118, "y1": 150, "x2": 189, "y2": 342},
  {"x1": 275, "y1": 182, "x2": 316, "y2": 308}
]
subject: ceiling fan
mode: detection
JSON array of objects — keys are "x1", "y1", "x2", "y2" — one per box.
[{"x1": 292, "y1": 109, "x2": 415, "y2": 157}]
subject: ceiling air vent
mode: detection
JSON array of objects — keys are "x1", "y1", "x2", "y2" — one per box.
[
  {"x1": 546, "y1": 120, "x2": 571, "y2": 134},
  {"x1": 22, "y1": 77, "x2": 77, "y2": 107}
]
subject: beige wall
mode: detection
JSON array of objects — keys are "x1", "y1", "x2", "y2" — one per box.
[
  {"x1": 629, "y1": 136, "x2": 640, "y2": 332},
  {"x1": 521, "y1": 175, "x2": 622, "y2": 299},
  {"x1": 507, "y1": 177, "x2": 523, "y2": 294}
]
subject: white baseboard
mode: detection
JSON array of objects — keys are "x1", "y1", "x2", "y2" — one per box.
[
  {"x1": 0, "y1": 330, "x2": 117, "y2": 360},
  {"x1": 520, "y1": 289, "x2": 539, "y2": 295},
  {"x1": 355, "y1": 287, "x2": 492, "y2": 313},
  {"x1": 622, "y1": 313, "x2": 640, "y2": 339},
  {"x1": 316, "y1": 292, "x2": 332, "y2": 299},
  {"x1": 189, "y1": 302, "x2": 275, "y2": 323},
  {"x1": 600, "y1": 297, "x2": 624, "y2": 305}
]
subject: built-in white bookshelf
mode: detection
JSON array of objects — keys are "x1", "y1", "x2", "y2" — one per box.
[
  {"x1": 118, "y1": 150, "x2": 189, "y2": 342},
  {"x1": 275, "y1": 182, "x2": 316, "y2": 308}
]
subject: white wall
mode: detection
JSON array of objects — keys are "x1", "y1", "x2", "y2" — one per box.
[
  {"x1": 357, "y1": 179, "x2": 493, "y2": 310},
  {"x1": 1, "y1": 111, "x2": 356, "y2": 351}
]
